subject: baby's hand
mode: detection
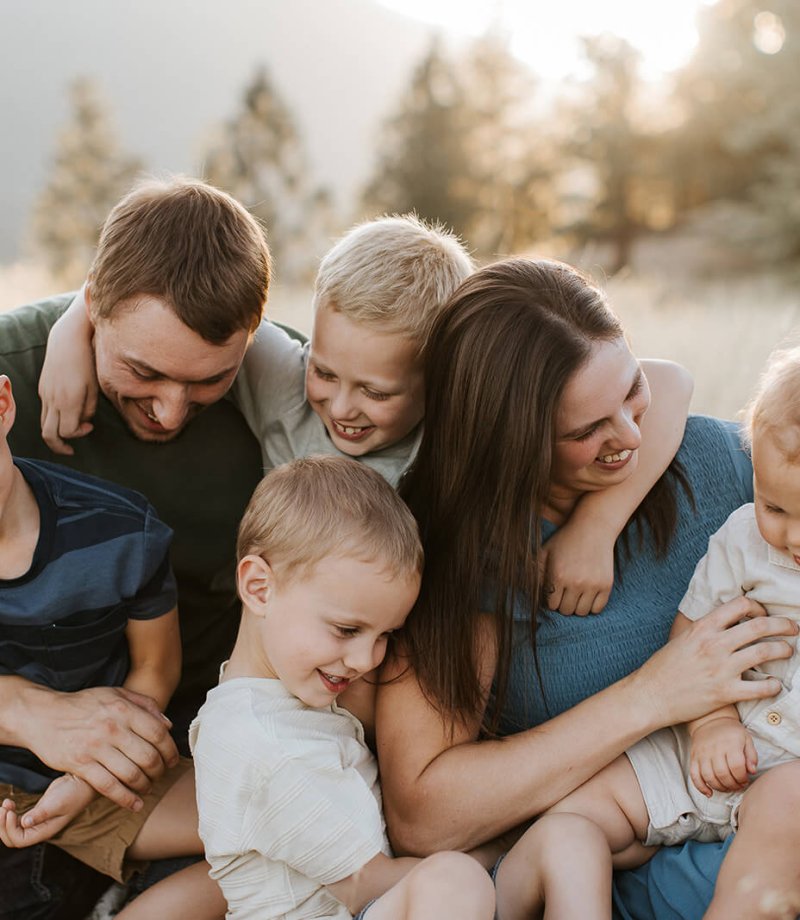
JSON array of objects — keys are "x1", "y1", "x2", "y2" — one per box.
[
  {"x1": 689, "y1": 717, "x2": 757, "y2": 797},
  {"x1": 541, "y1": 520, "x2": 614, "y2": 616},
  {"x1": 0, "y1": 774, "x2": 95, "y2": 847},
  {"x1": 38, "y1": 287, "x2": 98, "y2": 455}
]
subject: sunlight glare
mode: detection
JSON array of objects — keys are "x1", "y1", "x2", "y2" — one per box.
[{"x1": 377, "y1": 0, "x2": 704, "y2": 80}]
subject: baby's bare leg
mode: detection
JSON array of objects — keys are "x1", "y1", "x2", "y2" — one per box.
[
  {"x1": 364, "y1": 852, "x2": 495, "y2": 920},
  {"x1": 547, "y1": 754, "x2": 656, "y2": 869},
  {"x1": 495, "y1": 812, "x2": 613, "y2": 920},
  {"x1": 494, "y1": 755, "x2": 655, "y2": 920},
  {"x1": 127, "y1": 766, "x2": 200, "y2": 859},
  {"x1": 705, "y1": 761, "x2": 800, "y2": 920},
  {"x1": 115, "y1": 860, "x2": 226, "y2": 920}
]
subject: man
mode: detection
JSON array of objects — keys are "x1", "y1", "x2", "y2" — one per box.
[{"x1": 0, "y1": 176, "x2": 271, "y2": 918}]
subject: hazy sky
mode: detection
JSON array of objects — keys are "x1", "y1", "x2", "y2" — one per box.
[{"x1": 377, "y1": 0, "x2": 706, "y2": 80}]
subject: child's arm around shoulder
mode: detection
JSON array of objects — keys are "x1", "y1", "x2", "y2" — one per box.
[
  {"x1": 543, "y1": 359, "x2": 693, "y2": 616},
  {"x1": 38, "y1": 284, "x2": 97, "y2": 455}
]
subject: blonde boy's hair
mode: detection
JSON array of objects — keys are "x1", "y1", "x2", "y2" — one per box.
[
  {"x1": 313, "y1": 214, "x2": 474, "y2": 350},
  {"x1": 745, "y1": 344, "x2": 800, "y2": 461},
  {"x1": 90, "y1": 176, "x2": 271, "y2": 343},
  {"x1": 237, "y1": 456, "x2": 423, "y2": 583}
]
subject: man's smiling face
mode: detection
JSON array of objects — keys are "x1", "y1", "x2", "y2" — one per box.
[{"x1": 91, "y1": 295, "x2": 250, "y2": 442}]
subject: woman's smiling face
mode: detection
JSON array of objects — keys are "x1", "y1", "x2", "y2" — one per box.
[{"x1": 549, "y1": 336, "x2": 650, "y2": 517}]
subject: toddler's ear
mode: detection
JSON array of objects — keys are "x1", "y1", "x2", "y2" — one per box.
[
  {"x1": 237, "y1": 554, "x2": 273, "y2": 615},
  {"x1": 0, "y1": 375, "x2": 15, "y2": 432}
]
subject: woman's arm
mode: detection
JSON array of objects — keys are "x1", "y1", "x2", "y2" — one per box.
[
  {"x1": 123, "y1": 608, "x2": 182, "y2": 712},
  {"x1": 543, "y1": 360, "x2": 693, "y2": 615},
  {"x1": 38, "y1": 284, "x2": 97, "y2": 455},
  {"x1": 376, "y1": 599, "x2": 797, "y2": 855}
]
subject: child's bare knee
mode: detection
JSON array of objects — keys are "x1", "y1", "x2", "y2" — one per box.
[{"x1": 410, "y1": 851, "x2": 494, "y2": 904}]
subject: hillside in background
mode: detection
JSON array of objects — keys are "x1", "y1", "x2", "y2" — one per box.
[{"x1": 0, "y1": 0, "x2": 436, "y2": 260}]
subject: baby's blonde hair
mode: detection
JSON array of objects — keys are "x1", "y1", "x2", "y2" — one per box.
[
  {"x1": 744, "y1": 345, "x2": 800, "y2": 462},
  {"x1": 237, "y1": 456, "x2": 423, "y2": 584},
  {"x1": 313, "y1": 214, "x2": 474, "y2": 352}
]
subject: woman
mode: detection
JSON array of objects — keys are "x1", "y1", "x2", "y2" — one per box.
[{"x1": 375, "y1": 259, "x2": 797, "y2": 918}]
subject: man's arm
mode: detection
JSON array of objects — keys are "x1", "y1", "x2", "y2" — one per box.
[{"x1": 0, "y1": 675, "x2": 179, "y2": 811}]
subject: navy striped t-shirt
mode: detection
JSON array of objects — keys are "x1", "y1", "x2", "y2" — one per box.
[{"x1": 0, "y1": 458, "x2": 177, "y2": 792}]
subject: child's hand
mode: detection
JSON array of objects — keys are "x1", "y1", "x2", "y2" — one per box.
[
  {"x1": 0, "y1": 774, "x2": 95, "y2": 847},
  {"x1": 541, "y1": 520, "x2": 614, "y2": 616},
  {"x1": 689, "y1": 717, "x2": 758, "y2": 797},
  {"x1": 38, "y1": 287, "x2": 98, "y2": 455}
]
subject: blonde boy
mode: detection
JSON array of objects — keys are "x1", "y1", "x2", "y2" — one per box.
[
  {"x1": 232, "y1": 214, "x2": 474, "y2": 485},
  {"x1": 492, "y1": 347, "x2": 800, "y2": 920},
  {"x1": 189, "y1": 456, "x2": 496, "y2": 920}
]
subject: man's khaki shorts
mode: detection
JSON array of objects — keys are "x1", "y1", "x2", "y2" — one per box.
[{"x1": 1, "y1": 757, "x2": 193, "y2": 883}]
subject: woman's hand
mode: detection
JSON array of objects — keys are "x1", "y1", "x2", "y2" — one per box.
[
  {"x1": 38, "y1": 286, "x2": 98, "y2": 455},
  {"x1": 634, "y1": 597, "x2": 797, "y2": 729},
  {"x1": 541, "y1": 520, "x2": 614, "y2": 616}
]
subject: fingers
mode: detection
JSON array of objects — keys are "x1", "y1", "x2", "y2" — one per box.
[
  {"x1": 744, "y1": 733, "x2": 759, "y2": 776},
  {"x1": 546, "y1": 585, "x2": 603, "y2": 616},
  {"x1": 78, "y1": 760, "x2": 145, "y2": 812},
  {"x1": 590, "y1": 590, "x2": 610, "y2": 615},
  {"x1": 40, "y1": 406, "x2": 75, "y2": 456},
  {"x1": 721, "y1": 749, "x2": 749, "y2": 789},
  {"x1": 731, "y1": 674, "x2": 785, "y2": 703},
  {"x1": 702, "y1": 596, "x2": 768, "y2": 629},
  {"x1": 19, "y1": 796, "x2": 58, "y2": 829},
  {"x1": 732, "y1": 639, "x2": 795, "y2": 676},
  {"x1": 39, "y1": 393, "x2": 95, "y2": 455},
  {"x1": 117, "y1": 686, "x2": 173, "y2": 726},
  {"x1": 119, "y1": 700, "x2": 179, "y2": 771},
  {"x1": 0, "y1": 800, "x2": 52, "y2": 848}
]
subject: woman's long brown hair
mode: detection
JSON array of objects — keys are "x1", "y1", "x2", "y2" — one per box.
[{"x1": 399, "y1": 258, "x2": 684, "y2": 730}]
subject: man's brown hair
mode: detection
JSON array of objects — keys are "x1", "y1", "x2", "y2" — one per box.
[{"x1": 89, "y1": 176, "x2": 271, "y2": 342}]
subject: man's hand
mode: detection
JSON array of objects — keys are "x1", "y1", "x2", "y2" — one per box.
[{"x1": 20, "y1": 685, "x2": 179, "y2": 811}]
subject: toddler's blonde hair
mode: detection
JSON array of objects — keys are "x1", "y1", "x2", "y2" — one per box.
[
  {"x1": 237, "y1": 456, "x2": 423, "y2": 583},
  {"x1": 313, "y1": 214, "x2": 473, "y2": 353},
  {"x1": 744, "y1": 344, "x2": 800, "y2": 462}
]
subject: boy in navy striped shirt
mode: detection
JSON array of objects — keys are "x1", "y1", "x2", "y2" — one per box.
[{"x1": 0, "y1": 373, "x2": 223, "y2": 919}]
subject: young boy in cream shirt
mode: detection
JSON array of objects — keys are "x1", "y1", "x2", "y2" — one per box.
[{"x1": 189, "y1": 456, "x2": 496, "y2": 920}]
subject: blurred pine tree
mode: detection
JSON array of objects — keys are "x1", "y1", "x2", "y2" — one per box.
[
  {"x1": 31, "y1": 78, "x2": 142, "y2": 288},
  {"x1": 203, "y1": 67, "x2": 333, "y2": 282}
]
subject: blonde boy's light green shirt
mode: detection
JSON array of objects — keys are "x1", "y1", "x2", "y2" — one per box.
[{"x1": 232, "y1": 320, "x2": 421, "y2": 486}]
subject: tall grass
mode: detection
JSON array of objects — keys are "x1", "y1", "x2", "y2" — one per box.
[{"x1": 607, "y1": 270, "x2": 800, "y2": 421}]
